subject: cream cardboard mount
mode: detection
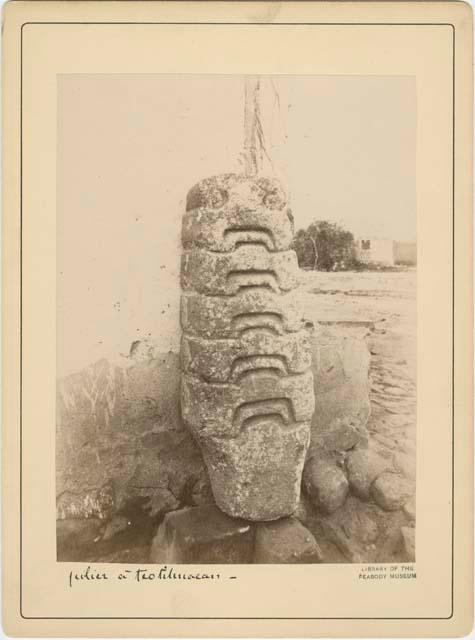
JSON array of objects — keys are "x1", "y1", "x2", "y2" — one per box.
[{"x1": 2, "y1": 1, "x2": 473, "y2": 637}]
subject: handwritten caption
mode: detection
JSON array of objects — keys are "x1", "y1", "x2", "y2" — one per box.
[
  {"x1": 358, "y1": 565, "x2": 416, "y2": 581},
  {"x1": 68, "y1": 566, "x2": 237, "y2": 588}
]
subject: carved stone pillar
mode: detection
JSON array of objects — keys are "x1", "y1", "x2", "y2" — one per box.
[{"x1": 180, "y1": 173, "x2": 315, "y2": 521}]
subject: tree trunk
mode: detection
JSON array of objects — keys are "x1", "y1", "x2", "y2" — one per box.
[
  {"x1": 310, "y1": 237, "x2": 319, "y2": 270},
  {"x1": 244, "y1": 77, "x2": 261, "y2": 177}
]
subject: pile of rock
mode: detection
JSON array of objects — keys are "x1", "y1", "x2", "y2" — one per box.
[{"x1": 152, "y1": 505, "x2": 322, "y2": 564}]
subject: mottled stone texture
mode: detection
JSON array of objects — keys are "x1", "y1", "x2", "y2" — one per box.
[
  {"x1": 254, "y1": 517, "x2": 323, "y2": 563},
  {"x1": 181, "y1": 247, "x2": 300, "y2": 295},
  {"x1": 182, "y1": 207, "x2": 293, "y2": 252},
  {"x1": 55, "y1": 353, "x2": 205, "y2": 523},
  {"x1": 310, "y1": 327, "x2": 371, "y2": 456},
  {"x1": 181, "y1": 330, "x2": 311, "y2": 382},
  {"x1": 150, "y1": 506, "x2": 322, "y2": 564},
  {"x1": 150, "y1": 505, "x2": 254, "y2": 563},
  {"x1": 180, "y1": 173, "x2": 314, "y2": 521},
  {"x1": 182, "y1": 371, "x2": 315, "y2": 437},
  {"x1": 181, "y1": 289, "x2": 304, "y2": 339}
]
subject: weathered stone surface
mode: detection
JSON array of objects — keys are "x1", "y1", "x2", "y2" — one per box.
[
  {"x1": 294, "y1": 494, "x2": 313, "y2": 527},
  {"x1": 303, "y1": 455, "x2": 349, "y2": 514},
  {"x1": 150, "y1": 505, "x2": 254, "y2": 563},
  {"x1": 345, "y1": 447, "x2": 393, "y2": 501},
  {"x1": 310, "y1": 327, "x2": 371, "y2": 452},
  {"x1": 201, "y1": 417, "x2": 310, "y2": 521},
  {"x1": 181, "y1": 371, "x2": 315, "y2": 437},
  {"x1": 57, "y1": 518, "x2": 104, "y2": 559},
  {"x1": 182, "y1": 206, "x2": 293, "y2": 252},
  {"x1": 340, "y1": 508, "x2": 379, "y2": 544},
  {"x1": 56, "y1": 354, "x2": 207, "y2": 524},
  {"x1": 253, "y1": 517, "x2": 322, "y2": 563},
  {"x1": 180, "y1": 174, "x2": 313, "y2": 523},
  {"x1": 181, "y1": 330, "x2": 311, "y2": 382},
  {"x1": 400, "y1": 525, "x2": 415, "y2": 561},
  {"x1": 181, "y1": 246, "x2": 300, "y2": 295},
  {"x1": 371, "y1": 473, "x2": 413, "y2": 511},
  {"x1": 56, "y1": 482, "x2": 115, "y2": 521},
  {"x1": 181, "y1": 289, "x2": 304, "y2": 339},
  {"x1": 102, "y1": 515, "x2": 131, "y2": 541},
  {"x1": 189, "y1": 470, "x2": 215, "y2": 507},
  {"x1": 303, "y1": 495, "x2": 416, "y2": 564},
  {"x1": 311, "y1": 415, "x2": 369, "y2": 454},
  {"x1": 309, "y1": 515, "x2": 364, "y2": 563},
  {"x1": 186, "y1": 173, "x2": 287, "y2": 212}
]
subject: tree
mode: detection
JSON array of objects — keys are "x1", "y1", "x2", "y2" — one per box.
[{"x1": 292, "y1": 221, "x2": 357, "y2": 271}]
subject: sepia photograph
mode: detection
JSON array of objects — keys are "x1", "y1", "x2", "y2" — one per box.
[
  {"x1": 56, "y1": 73, "x2": 417, "y2": 565},
  {"x1": 3, "y1": 2, "x2": 472, "y2": 634}
]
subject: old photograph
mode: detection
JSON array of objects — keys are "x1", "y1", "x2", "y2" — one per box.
[{"x1": 56, "y1": 74, "x2": 417, "y2": 565}]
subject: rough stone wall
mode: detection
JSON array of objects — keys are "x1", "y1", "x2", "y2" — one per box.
[{"x1": 180, "y1": 174, "x2": 315, "y2": 521}]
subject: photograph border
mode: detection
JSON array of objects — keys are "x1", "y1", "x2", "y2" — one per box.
[{"x1": 18, "y1": 20, "x2": 454, "y2": 622}]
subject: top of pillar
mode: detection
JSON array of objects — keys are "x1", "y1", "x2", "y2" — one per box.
[{"x1": 186, "y1": 173, "x2": 287, "y2": 212}]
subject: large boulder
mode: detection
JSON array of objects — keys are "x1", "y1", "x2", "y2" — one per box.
[
  {"x1": 253, "y1": 517, "x2": 323, "y2": 563},
  {"x1": 345, "y1": 446, "x2": 394, "y2": 501},
  {"x1": 56, "y1": 350, "x2": 207, "y2": 528},
  {"x1": 303, "y1": 454, "x2": 349, "y2": 514},
  {"x1": 371, "y1": 473, "x2": 414, "y2": 511},
  {"x1": 309, "y1": 327, "x2": 371, "y2": 455},
  {"x1": 150, "y1": 505, "x2": 254, "y2": 564}
]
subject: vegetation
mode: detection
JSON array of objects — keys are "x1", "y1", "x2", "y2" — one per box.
[{"x1": 292, "y1": 220, "x2": 359, "y2": 271}]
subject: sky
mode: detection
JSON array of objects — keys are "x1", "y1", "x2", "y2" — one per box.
[{"x1": 57, "y1": 74, "x2": 416, "y2": 375}]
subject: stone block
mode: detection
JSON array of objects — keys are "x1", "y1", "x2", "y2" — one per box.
[
  {"x1": 181, "y1": 330, "x2": 311, "y2": 382},
  {"x1": 150, "y1": 505, "x2": 254, "y2": 563},
  {"x1": 311, "y1": 328, "x2": 371, "y2": 447},
  {"x1": 253, "y1": 517, "x2": 322, "y2": 563},
  {"x1": 56, "y1": 353, "x2": 208, "y2": 532},
  {"x1": 181, "y1": 289, "x2": 304, "y2": 339},
  {"x1": 181, "y1": 246, "x2": 300, "y2": 295},
  {"x1": 101, "y1": 515, "x2": 131, "y2": 541},
  {"x1": 201, "y1": 417, "x2": 310, "y2": 521},
  {"x1": 303, "y1": 455, "x2": 349, "y2": 514},
  {"x1": 311, "y1": 415, "x2": 369, "y2": 454},
  {"x1": 345, "y1": 447, "x2": 393, "y2": 501},
  {"x1": 371, "y1": 473, "x2": 414, "y2": 511},
  {"x1": 181, "y1": 371, "x2": 315, "y2": 437},
  {"x1": 56, "y1": 482, "x2": 115, "y2": 521},
  {"x1": 182, "y1": 206, "x2": 293, "y2": 252}
]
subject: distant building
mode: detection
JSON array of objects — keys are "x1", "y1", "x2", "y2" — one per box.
[
  {"x1": 354, "y1": 237, "x2": 417, "y2": 267},
  {"x1": 394, "y1": 241, "x2": 417, "y2": 266},
  {"x1": 355, "y1": 237, "x2": 395, "y2": 266}
]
